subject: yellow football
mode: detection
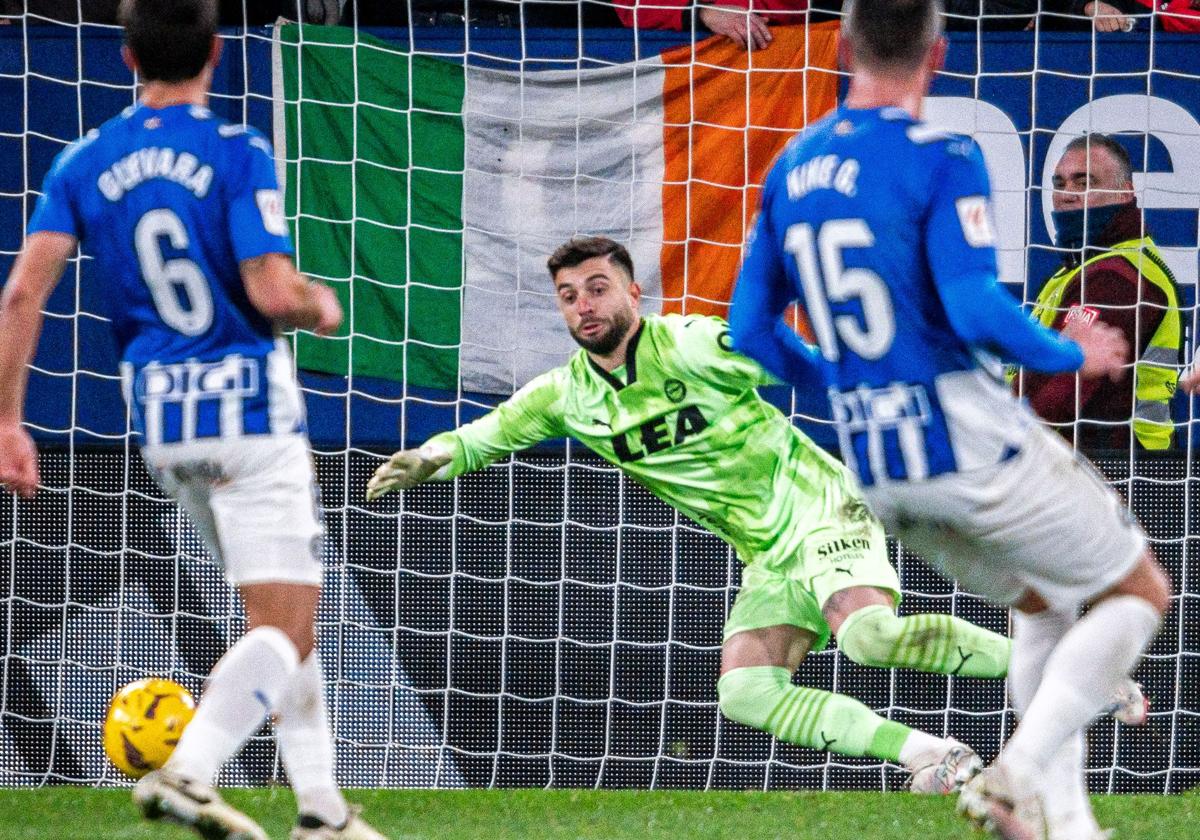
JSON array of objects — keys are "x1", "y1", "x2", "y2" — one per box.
[{"x1": 102, "y1": 677, "x2": 196, "y2": 779}]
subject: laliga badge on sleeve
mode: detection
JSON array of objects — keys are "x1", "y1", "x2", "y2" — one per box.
[{"x1": 955, "y1": 195, "x2": 997, "y2": 248}]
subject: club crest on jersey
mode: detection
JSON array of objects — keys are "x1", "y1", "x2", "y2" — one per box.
[
  {"x1": 840, "y1": 497, "x2": 874, "y2": 524},
  {"x1": 611, "y1": 406, "x2": 709, "y2": 463},
  {"x1": 1064, "y1": 305, "x2": 1099, "y2": 327},
  {"x1": 664, "y1": 379, "x2": 687, "y2": 403}
]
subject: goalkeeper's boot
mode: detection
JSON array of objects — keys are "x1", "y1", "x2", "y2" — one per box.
[
  {"x1": 958, "y1": 762, "x2": 1045, "y2": 840},
  {"x1": 906, "y1": 737, "x2": 982, "y2": 794},
  {"x1": 1102, "y1": 678, "x2": 1149, "y2": 726},
  {"x1": 133, "y1": 769, "x2": 269, "y2": 840},
  {"x1": 291, "y1": 805, "x2": 390, "y2": 840}
]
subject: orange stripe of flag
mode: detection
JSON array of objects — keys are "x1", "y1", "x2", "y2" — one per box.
[{"x1": 659, "y1": 23, "x2": 840, "y2": 326}]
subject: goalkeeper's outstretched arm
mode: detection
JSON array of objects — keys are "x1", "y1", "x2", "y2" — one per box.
[{"x1": 367, "y1": 370, "x2": 568, "y2": 500}]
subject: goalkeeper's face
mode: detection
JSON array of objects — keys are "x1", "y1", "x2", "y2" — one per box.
[{"x1": 554, "y1": 256, "x2": 642, "y2": 357}]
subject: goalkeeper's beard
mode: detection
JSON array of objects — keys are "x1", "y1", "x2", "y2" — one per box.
[{"x1": 570, "y1": 307, "x2": 636, "y2": 357}]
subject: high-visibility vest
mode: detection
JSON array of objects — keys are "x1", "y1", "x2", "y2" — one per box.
[{"x1": 1031, "y1": 237, "x2": 1181, "y2": 450}]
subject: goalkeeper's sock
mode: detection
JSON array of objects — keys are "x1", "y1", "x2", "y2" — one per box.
[
  {"x1": 836, "y1": 604, "x2": 1011, "y2": 679},
  {"x1": 275, "y1": 651, "x2": 349, "y2": 828},
  {"x1": 717, "y1": 666, "x2": 931, "y2": 762},
  {"x1": 165, "y1": 626, "x2": 300, "y2": 783},
  {"x1": 1004, "y1": 595, "x2": 1160, "y2": 773}
]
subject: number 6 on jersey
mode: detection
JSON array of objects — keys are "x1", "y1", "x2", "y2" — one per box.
[
  {"x1": 135, "y1": 208, "x2": 213, "y2": 336},
  {"x1": 784, "y1": 219, "x2": 895, "y2": 362}
]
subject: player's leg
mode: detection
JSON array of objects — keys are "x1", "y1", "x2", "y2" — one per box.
[
  {"x1": 812, "y1": 476, "x2": 1011, "y2": 679},
  {"x1": 826, "y1": 587, "x2": 1010, "y2": 678},
  {"x1": 136, "y1": 582, "x2": 316, "y2": 840},
  {"x1": 819, "y1": 507, "x2": 1142, "y2": 712},
  {"x1": 984, "y1": 433, "x2": 1168, "y2": 785},
  {"x1": 1007, "y1": 607, "x2": 1103, "y2": 840},
  {"x1": 208, "y1": 437, "x2": 386, "y2": 840},
  {"x1": 872, "y1": 427, "x2": 1168, "y2": 838},
  {"x1": 716, "y1": 565, "x2": 976, "y2": 791},
  {"x1": 165, "y1": 582, "x2": 316, "y2": 783},
  {"x1": 1000, "y1": 552, "x2": 1168, "y2": 783},
  {"x1": 134, "y1": 443, "x2": 308, "y2": 840},
  {"x1": 246, "y1": 588, "x2": 386, "y2": 840}
]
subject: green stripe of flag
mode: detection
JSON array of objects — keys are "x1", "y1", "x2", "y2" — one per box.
[{"x1": 276, "y1": 23, "x2": 465, "y2": 387}]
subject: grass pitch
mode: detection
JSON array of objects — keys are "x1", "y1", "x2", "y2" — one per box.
[{"x1": 2, "y1": 788, "x2": 1197, "y2": 839}]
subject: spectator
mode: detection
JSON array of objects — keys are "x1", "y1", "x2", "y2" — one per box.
[
  {"x1": 1076, "y1": 0, "x2": 1136, "y2": 30},
  {"x1": 613, "y1": 0, "x2": 1139, "y2": 44},
  {"x1": 942, "y1": 0, "x2": 1049, "y2": 30},
  {"x1": 1018, "y1": 134, "x2": 1182, "y2": 452},
  {"x1": 342, "y1": 0, "x2": 616, "y2": 28},
  {"x1": 0, "y1": 1, "x2": 340, "y2": 24},
  {"x1": 613, "y1": 0, "x2": 815, "y2": 49},
  {"x1": 943, "y1": 0, "x2": 1136, "y2": 30},
  {"x1": 1132, "y1": 0, "x2": 1200, "y2": 31}
]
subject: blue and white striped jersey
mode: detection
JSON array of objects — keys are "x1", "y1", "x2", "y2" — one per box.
[
  {"x1": 28, "y1": 102, "x2": 304, "y2": 446},
  {"x1": 732, "y1": 106, "x2": 1082, "y2": 486}
]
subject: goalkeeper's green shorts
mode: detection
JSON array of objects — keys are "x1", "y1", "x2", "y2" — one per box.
[{"x1": 722, "y1": 479, "x2": 900, "y2": 653}]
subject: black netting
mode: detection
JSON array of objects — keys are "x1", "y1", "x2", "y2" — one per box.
[{"x1": 2, "y1": 447, "x2": 1196, "y2": 792}]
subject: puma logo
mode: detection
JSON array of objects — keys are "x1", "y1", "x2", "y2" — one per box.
[{"x1": 951, "y1": 646, "x2": 974, "y2": 677}]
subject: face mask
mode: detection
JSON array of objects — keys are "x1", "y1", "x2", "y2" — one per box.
[{"x1": 1051, "y1": 203, "x2": 1124, "y2": 251}]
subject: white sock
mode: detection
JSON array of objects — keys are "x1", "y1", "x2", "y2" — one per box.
[
  {"x1": 1005, "y1": 595, "x2": 1160, "y2": 772},
  {"x1": 1008, "y1": 609, "x2": 1097, "y2": 834},
  {"x1": 1042, "y1": 734, "x2": 1100, "y2": 840},
  {"x1": 275, "y1": 651, "x2": 348, "y2": 827},
  {"x1": 166, "y1": 626, "x2": 300, "y2": 783},
  {"x1": 1007, "y1": 607, "x2": 1075, "y2": 714}
]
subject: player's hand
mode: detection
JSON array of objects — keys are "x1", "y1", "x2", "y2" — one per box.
[
  {"x1": 1180, "y1": 366, "x2": 1200, "y2": 396},
  {"x1": 310, "y1": 283, "x2": 343, "y2": 336},
  {"x1": 0, "y1": 422, "x2": 40, "y2": 498},
  {"x1": 1085, "y1": 1, "x2": 1133, "y2": 32},
  {"x1": 698, "y1": 6, "x2": 772, "y2": 51},
  {"x1": 366, "y1": 444, "x2": 452, "y2": 500},
  {"x1": 1064, "y1": 319, "x2": 1128, "y2": 382}
]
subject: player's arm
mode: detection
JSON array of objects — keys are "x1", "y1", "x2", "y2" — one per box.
[
  {"x1": 0, "y1": 232, "x2": 76, "y2": 497},
  {"x1": 727, "y1": 176, "x2": 830, "y2": 395},
  {"x1": 226, "y1": 130, "x2": 341, "y2": 336},
  {"x1": 367, "y1": 371, "x2": 567, "y2": 500},
  {"x1": 241, "y1": 253, "x2": 340, "y2": 335},
  {"x1": 925, "y1": 140, "x2": 1125, "y2": 379}
]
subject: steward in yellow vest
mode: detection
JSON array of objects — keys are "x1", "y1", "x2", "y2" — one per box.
[{"x1": 1022, "y1": 203, "x2": 1181, "y2": 451}]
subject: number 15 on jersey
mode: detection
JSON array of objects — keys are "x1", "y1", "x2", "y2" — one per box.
[{"x1": 784, "y1": 219, "x2": 895, "y2": 363}]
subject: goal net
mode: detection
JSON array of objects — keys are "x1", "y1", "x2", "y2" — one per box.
[{"x1": 1, "y1": 4, "x2": 1198, "y2": 794}]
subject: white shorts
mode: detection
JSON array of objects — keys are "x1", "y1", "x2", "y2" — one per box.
[
  {"x1": 863, "y1": 424, "x2": 1146, "y2": 610},
  {"x1": 141, "y1": 434, "x2": 325, "y2": 587}
]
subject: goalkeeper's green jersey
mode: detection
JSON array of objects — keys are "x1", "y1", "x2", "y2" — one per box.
[{"x1": 429, "y1": 313, "x2": 858, "y2": 571}]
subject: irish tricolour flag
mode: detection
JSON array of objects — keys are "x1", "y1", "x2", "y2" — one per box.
[{"x1": 272, "y1": 23, "x2": 838, "y2": 394}]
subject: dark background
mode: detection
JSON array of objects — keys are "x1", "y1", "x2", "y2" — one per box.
[{"x1": 2, "y1": 448, "x2": 1196, "y2": 792}]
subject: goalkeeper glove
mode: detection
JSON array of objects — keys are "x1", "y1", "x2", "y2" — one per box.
[{"x1": 366, "y1": 443, "x2": 452, "y2": 500}]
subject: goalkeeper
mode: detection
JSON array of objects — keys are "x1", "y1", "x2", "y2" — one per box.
[{"x1": 368, "y1": 235, "x2": 1140, "y2": 789}]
